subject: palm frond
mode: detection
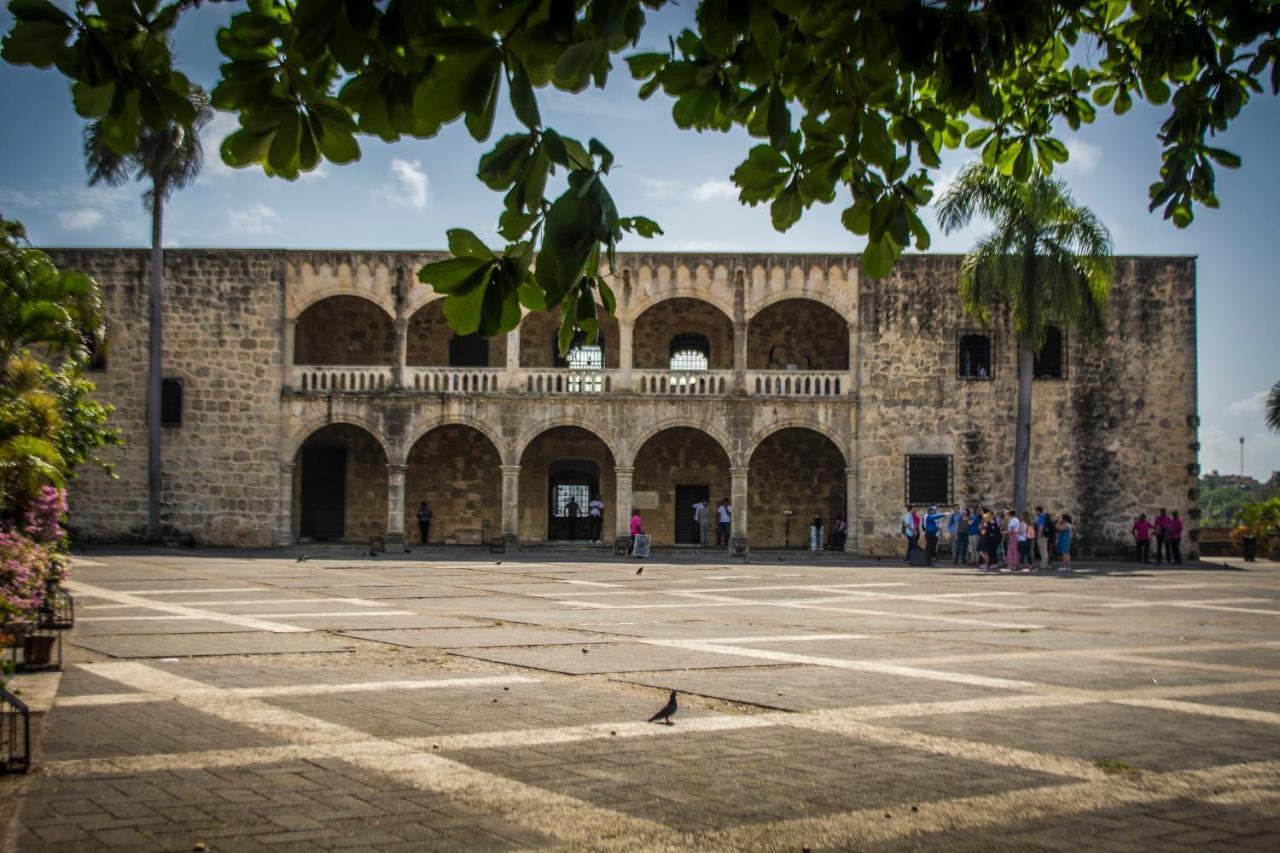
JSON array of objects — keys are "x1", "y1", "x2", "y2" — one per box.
[{"x1": 1267, "y1": 381, "x2": 1280, "y2": 434}]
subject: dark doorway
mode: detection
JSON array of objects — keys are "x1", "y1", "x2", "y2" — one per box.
[
  {"x1": 449, "y1": 333, "x2": 490, "y2": 367},
  {"x1": 674, "y1": 484, "x2": 709, "y2": 544},
  {"x1": 300, "y1": 446, "x2": 346, "y2": 540},
  {"x1": 548, "y1": 461, "x2": 598, "y2": 541}
]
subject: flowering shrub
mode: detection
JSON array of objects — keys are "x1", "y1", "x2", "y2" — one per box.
[{"x1": 1, "y1": 486, "x2": 69, "y2": 623}]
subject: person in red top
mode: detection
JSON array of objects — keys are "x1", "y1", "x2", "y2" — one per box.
[
  {"x1": 1131, "y1": 513, "x2": 1154, "y2": 564},
  {"x1": 1168, "y1": 511, "x2": 1184, "y2": 564},
  {"x1": 1154, "y1": 508, "x2": 1173, "y2": 565},
  {"x1": 628, "y1": 510, "x2": 644, "y2": 556}
]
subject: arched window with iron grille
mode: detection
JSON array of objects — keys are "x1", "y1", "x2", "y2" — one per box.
[{"x1": 669, "y1": 333, "x2": 710, "y2": 371}]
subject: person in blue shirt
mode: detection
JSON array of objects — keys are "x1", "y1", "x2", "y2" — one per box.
[
  {"x1": 923, "y1": 505, "x2": 947, "y2": 565},
  {"x1": 1034, "y1": 505, "x2": 1051, "y2": 569},
  {"x1": 947, "y1": 508, "x2": 964, "y2": 564},
  {"x1": 953, "y1": 507, "x2": 971, "y2": 564}
]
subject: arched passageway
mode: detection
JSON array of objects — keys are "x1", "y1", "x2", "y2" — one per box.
[
  {"x1": 632, "y1": 299, "x2": 734, "y2": 370},
  {"x1": 747, "y1": 299, "x2": 848, "y2": 370},
  {"x1": 519, "y1": 427, "x2": 615, "y2": 542},
  {"x1": 748, "y1": 428, "x2": 846, "y2": 548},
  {"x1": 293, "y1": 423, "x2": 387, "y2": 542},
  {"x1": 407, "y1": 299, "x2": 508, "y2": 367},
  {"x1": 404, "y1": 425, "x2": 503, "y2": 545},
  {"x1": 632, "y1": 428, "x2": 731, "y2": 545},
  {"x1": 295, "y1": 296, "x2": 394, "y2": 365}
]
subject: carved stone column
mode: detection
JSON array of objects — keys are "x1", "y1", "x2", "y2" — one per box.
[
  {"x1": 845, "y1": 466, "x2": 858, "y2": 552},
  {"x1": 505, "y1": 327, "x2": 521, "y2": 391},
  {"x1": 732, "y1": 270, "x2": 747, "y2": 394},
  {"x1": 282, "y1": 317, "x2": 297, "y2": 389},
  {"x1": 392, "y1": 266, "x2": 409, "y2": 390},
  {"x1": 501, "y1": 464, "x2": 521, "y2": 543},
  {"x1": 385, "y1": 463, "x2": 406, "y2": 549},
  {"x1": 277, "y1": 462, "x2": 295, "y2": 547},
  {"x1": 617, "y1": 319, "x2": 634, "y2": 391},
  {"x1": 614, "y1": 466, "x2": 634, "y2": 550},
  {"x1": 730, "y1": 466, "x2": 748, "y2": 553}
]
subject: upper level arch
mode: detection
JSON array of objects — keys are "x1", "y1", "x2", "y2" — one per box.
[
  {"x1": 621, "y1": 418, "x2": 737, "y2": 469},
  {"x1": 747, "y1": 298, "x2": 850, "y2": 371},
  {"x1": 616, "y1": 259, "x2": 736, "y2": 323},
  {"x1": 407, "y1": 299, "x2": 508, "y2": 367},
  {"x1": 518, "y1": 305, "x2": 620, "y2": 369},
  {"x1": 632, "y1": 297, "x2": 734, "y2": 370},
  {"x1": 744, "y1": 259, "x2": 857, "y2": 322},
  {"x1": 295, "y1": 295, "x2": 395, "y2": 366},
  {"x1": 287, "y1": 260, "x2": 398, "y2": 320}
]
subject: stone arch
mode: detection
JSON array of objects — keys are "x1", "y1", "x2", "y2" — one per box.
[
  {"x1": 404, "y1": 415, "x2": 513, "y2": 466},
  {"x1": 746, "y1": 288, "x2": 849, "y2": 322},
  {"x1": 748, "y1": 426, "x2": 848, "y2": 548},
  {"x1": 406, "y1": 299, "x2": 508, "y2": 368},
  {"x1": 404, "y1": 423, "x2": 504, "y2": 545},
  {"x1": 748, "y1": 421, "x2": 849, "y2": 467},
  {"x1": 631, "y1": 297, "x2": 735, "y2": 370},
  {"x1": 286, "y1": 415, "x2": 395, "y2": 466},
  {"x1": 517, "y1": 424, "x2": 617, "y2": 543},
  {"x1": 623, "y1": 274, "x2": 735, "y2": 325},
  {"x1": 294, "y1": 295, "x2": 395, "y2": 366},
  {"x1": 292, "y1": 421, "x2": 389, "y2": 542},
  {"x1": 515, "y1": 418, "x2": 620, "y2": 465},
  {"x1": 622, "y1": 419, "x2": 736, "y2": 469},
  {"x1": 291, "y1": 286, "x2": 396, "y2": 322},
  {"x1": 747, "y1": 297, "x2": 849, "y2": 370},
  {"x1": 630, "y1": 426, "x2": 734, "y2": 545}
]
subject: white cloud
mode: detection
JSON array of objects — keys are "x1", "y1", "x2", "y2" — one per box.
[
  {"x1": 198, "y1": 111, "x2": 241, "y2": 183},
  {"x1": 388, "y1": 158, "x2": 428, "y2": 210},
  {"x1": 690, "y1": 179, "x2": 737, "y2": 203},
  {"x1": 1226, "y1": 389, "x2": 1269, "y2": 417},
  {"x1": 640, "y1": 177, "x2": 682, "y2": 199},
  {"x1": 58, "y1": 208, "x2": 103, "y2": 231},
  {"x1": 226, "y1": 202, "x2": 281, "y2": 236},
  {"x1": 1061, "y1": 139, "x2": 1101, "y2": 176},
  {"x1": 0, "y1": 185, "x2": 136, "y2": 212},
  {"x1": 667, "y1": 239, "x2": 735, "y2": 252}
]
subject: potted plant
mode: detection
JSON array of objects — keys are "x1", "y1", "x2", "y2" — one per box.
[{"x1": 1231, "y1": 497, "x2": 1280, "y2": 562}]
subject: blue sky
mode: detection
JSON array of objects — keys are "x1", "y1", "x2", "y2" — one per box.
[{"x1": 2, "y1": 4, "x2": 1277, "y2": 479}]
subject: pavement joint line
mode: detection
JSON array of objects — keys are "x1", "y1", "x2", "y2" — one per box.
[
  {"x1": 652, "y1": 589, "x2": 1046, "y2": 630},
  {"x1": 696, "y1": 760, "x2": 1280, "y2": 850},
  {"x1": 56, "y1": 673, "x2": 542, "y2": 707},
  {"x1": 70, "y1": 661, "x2": 682, "y2": 849},
  {"x1": 106, "y1": 587, "x2": 268, "y2": 595},
  {"x1": 1093, "y1": 652, "x2": 1280, "y2": 679},
  {"x1": 81, "y1": 597, "x2": 396, "y2": 610},
  {"x1": 76, "y1": 610, "x2": 415, "y2": 622},
  {"x1": 542, "y1": 582, "x2": 910, "y2": 598},
  {"x1": 881, "y1": 640, "x2": 1278, "y2": 668},
  {"x1": 67, "y1": 580, "x2": 313, "y2": 633},
  {"x1": 1107, "y1": 697, "x2": 1280, "y2": 725}
]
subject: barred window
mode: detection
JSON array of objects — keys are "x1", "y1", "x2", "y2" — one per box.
[
  {"x1": 669, "y1": 333, "x2": 710, "y2": 371},
  {"x1": 957, "y1": 331, "x2": 992, "y2": 379},
  {"x1": 905, "y1": 455, "x2": 952, "y2": 506},
  {"x1": 553, "y1": 483, "x2": 591, "y2": 517},
  {"x1": 1034, "y1": 325, "x2": 1066, "y2": 379}
]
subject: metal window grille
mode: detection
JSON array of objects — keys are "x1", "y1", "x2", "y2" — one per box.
[
  {"x1": 905, "y1": 455, "x2": 953, "y2": 506},
  {"x1": 669, "y1": 333, "x2": 710, "y2": 371},
  {"x1": 553, "y1": 484, "x2": 591, "y2": 518},
  {"x1": 1033, "y1": 325, "x2": 1068, "y2": 379},
  {"x1": 957, "y1": 331, "x2": 993, "y2": 379},
  {"x1": 0, "y1": 684, "x2": 30, "y2": 774}
]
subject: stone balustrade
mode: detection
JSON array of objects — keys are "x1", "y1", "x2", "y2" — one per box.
[
  {"x1": 635, "y1": 370, "x2": 732, "y2": 396},
  {"x1": 292, "y1": 365, "x2": 393, "y2": 392},
  {"x1": 522, "y1": 368, "x2": 617, "y2": 395},
  {"x1": 409, "y1": 367, "x2": 504, "y2": 393},
  {"x1": 751, "y1": 370, "x2": 845, "y2": 398}
]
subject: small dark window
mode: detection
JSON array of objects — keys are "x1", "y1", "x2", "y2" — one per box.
[
  {"x1": 161, "y1": 378, "x2": 183, "y2": 426},
  {"x1": 905, "y1": 455, "x2": 952, "y2": 506},
  {"x1": 1034, "y1": 326, "x2": 1066, "y2": 379},
  {"x1": 669, "y1": 333, "x2": 710, "y2": 371},
  {"x1": 449, "y1": 333, "x2": 489, "y2": 367},
  {"x1": 957, "y1": 332, "x2": 992, "y2": 379}
]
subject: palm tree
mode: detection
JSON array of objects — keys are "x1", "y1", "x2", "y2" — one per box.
[
  {"x1": 83, "y1": 88, "x2": 212, "y2": 542},
  {"x1": 1267, "y1": 380, "x2": 1280, "y2": 434},
  {"x1": 937, "y1": 162, "x2": 1113, "y2": 514}
]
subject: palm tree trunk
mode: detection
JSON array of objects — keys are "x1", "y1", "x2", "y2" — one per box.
[
  {"x1": 146, "y1": 193, "x2": 164, "y2": 542},
  {"x1": 1012, "y1": 341, "x2": 1034, "y2": 514}
]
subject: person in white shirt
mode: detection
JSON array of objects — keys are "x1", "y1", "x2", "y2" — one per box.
[
  {"x1": 1004, "y1": 510, "x2": 1022, "y2": 569},
  {"x1": 692, "y1": 500, "x2": 710, "y2": 545},
  {"x1": 587, "y1": 495, "x2": 604, "y2": 543},
  {"x1": 716, "y1": 498, "x2": 733, "y2": 547}
]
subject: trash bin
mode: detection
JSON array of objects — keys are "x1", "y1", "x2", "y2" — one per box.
[{"x1": 1242, "y1": 536, "x2": 1258, "y2": 562}]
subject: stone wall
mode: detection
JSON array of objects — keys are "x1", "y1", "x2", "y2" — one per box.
[
  {"x1": 632, "y1": 299, "x2": 734, "y2": 369},
  {"x1": 633, "y1": 428, "x2": 732, "y2": 544},
  {"x1": 50, "y1": 249, "x2": 285, "y2": 546},
  {"x1": 749, "y1": 428, "x2": 847, "y2": 548},
  {"x1": 404, "y1": 425, "x2": 502, "y2": 543},
  {"x1": 295, "y1": 295, "x2": 393, "y2": 364}
]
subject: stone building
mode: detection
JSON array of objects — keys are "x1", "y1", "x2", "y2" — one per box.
[{"x1": 49, "y1": 249, "x2": 1200, "y2": 556}]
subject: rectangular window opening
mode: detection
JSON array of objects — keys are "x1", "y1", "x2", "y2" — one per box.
[
  {"x1": 161, "y1": 378, "x2": 183, "y2": 426},
  {"x1": 905, "y1": 454, "x2": 952, "y2": 506},
  {"x1": 957, "y1": 331, "x2": 993, "y2": 380}
]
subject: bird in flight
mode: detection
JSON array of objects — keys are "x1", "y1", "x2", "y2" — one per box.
[{"x1": 648, "y1": 691, "x2": 678, "y2": 725}]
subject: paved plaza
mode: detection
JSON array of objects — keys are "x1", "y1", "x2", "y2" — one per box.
[{"x1": 3, "y1": 549, "x2": 1279, "y2": 851}]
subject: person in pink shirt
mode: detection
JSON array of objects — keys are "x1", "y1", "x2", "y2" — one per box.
[
  {"x1": 1168, "y1": 511, "x2": 1184, "y2": 564},
  {"x1": 1131, "y1": 513, "x2": 1153, "y2": 563},
  {"x1": 629, "y1": 510, "x2": 644, "y2": 556}
]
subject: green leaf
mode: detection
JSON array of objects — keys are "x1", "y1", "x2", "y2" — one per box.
[
  {"x1": 554, "y1": 39, "x2": 606, "y2": 93},
  {"x1": 841, "y1": 197, "x2": 873, "y2": 236},
  {"x1": 1092, "y1": 83, "x2": 1117, "y2": 106},
  {"x1": 1011, "y1": 140, "x2": 1032, "y2": 181},
  {"x1": 413, "y1": 48, "x2": 500, "y2": 131},
  {"x1": 767, "y1": 86, "x2": 790, "y2": 150},
  {"x1": 751, "y1": 6, "x2": 782, "y2": 66},
  {"x1": 598, "y1": 278, "x2": 617, "y2": 315},
  {"x1": 861, "y1": 235, "x2": 902, "y2": 279},
  {"x1": 101, "y1": 90, "x2": 142, "y2": 156},
  {"x1": 536, "y1": 190, "x2": 598, "y2": 304},
  {"x1": 1, "y1": 19, "x2": 71, "y2": 67},
  {"x1": 517, "y1": 280, "x2": 546, "y2": 310},
  {"x1": 442, "y1": 266, "x2": 493, "y2": 335},
  {"x1": 508, "y1": 56, "x2": 541, "y2": 129},
  {"x1": 447, "y1": 229, "x2": 493, "y2": 260},
  {"x1": 589, "y1": 138, "x2": 614, "y2": 173},
  {"x1": 618, "y1": 216, "x2": 663, "y2": 238},
  {"x1": 1205, "y1": 147, "x2": 1241, "y2": 169},
  {"x1": 267, "y1": 109, "x2": 301, "y2": 176},
  {"x1": 465, "y1": 61, "x2": 501, "y2": 141},
  {"x1": 221, "y1": 127, "x2": 274, "y2": 166},
  {"x1": 732, "y1": 144, "x2": 789, "y2": 203},
  {"x1": 477, "y1": 133, "x2": 534, "y2": 190},
  {"x1": 417, "y1": 256, "x2": 489, "y2": 294},
  {"x1": 770, "y1": 181, "x2": 802, "y2": 231},
  {"x1": 72, "y1": 82, "x2": 115, "y2": 118},
  {"x1": 626, "y1": 52, "x2": 668, "y2": 79}
]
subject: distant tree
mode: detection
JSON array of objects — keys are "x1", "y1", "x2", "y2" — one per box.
[
  {"x1": 938, "y1": 163, "x2": 1112, "y2": 514},
  {"x1": 5, "y1": 1, "x2": 1278, "y2": 338},
  {"x1": 82, "y1": 87, "x2": 212, "y2": 542},
  {"x1": 1267, "y1": 380, "x2": 1280, "y2": 433}
]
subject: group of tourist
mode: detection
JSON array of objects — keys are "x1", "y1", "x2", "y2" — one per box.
[
  {"x1": 1130, "y1": 508, "x2": 1185, "y2": 564},
  {"x1": 901, "y1": 504, "x2": 1075, "y2": 572}
]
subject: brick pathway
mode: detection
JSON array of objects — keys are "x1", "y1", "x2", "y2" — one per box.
[{"x1": 4, "y1": 551, "x2": 1278, "y2": 850}]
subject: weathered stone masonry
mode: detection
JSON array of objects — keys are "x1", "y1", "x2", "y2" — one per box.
[{"x1": 49, "y1": 248, "x2": 1199, "y2": 556}]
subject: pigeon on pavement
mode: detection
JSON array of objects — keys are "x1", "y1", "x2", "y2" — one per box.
[
  {"x1": 635, "y1": 566, "x2": 643, "y2": 575},
  {"x1": 647, "y1": 691, "x2": 678, "y2": 725},
  {"x1": 296, "y1": 555, "x2": 309, "y2": 563}
]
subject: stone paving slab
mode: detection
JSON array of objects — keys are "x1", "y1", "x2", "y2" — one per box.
[
  {"x1": 449, "y1": 641, "x2": 796, "y2": 675},
  {"x1": 72, "y1": 619, "x2": 264, "y2": 636},
  {"x1": 339, "y1": 626, "x2": 619, "y2": 648},
  {"x1": 914, "y1": 655, "x2": 1261, "y2": 691},
  {"x1": 616, "y1": 665, "x2": 1010, "y2": 711},
  {"x1": 275, "y1": 614, "x2": 486, "y2": 630},
  {"x1": 70, "y1": 632, "x2": 356, "y2": 658}
]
